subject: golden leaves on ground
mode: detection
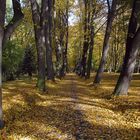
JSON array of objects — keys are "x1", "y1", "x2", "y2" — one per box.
[{"x1": 0, "y1": 73, "x2": 140, "y2": 139}]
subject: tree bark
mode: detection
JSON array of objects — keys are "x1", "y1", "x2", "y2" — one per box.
[
  {"x1": 94, "y1": 0, "x2": 116, "y2": 83},
  {"x1": 0, "y1": 0, "x2": 5, "y2": 127},
  {"x1": 113, "y1": 0, "x2": 140, "y2": 95},
  {"x1": 86, "y1": 27, "x2": 94, "y2": 79},
  {"x1": 36, "y1": 31, "x2": 46, "y2": 91},
  {"x1": 0, "y1": 0, "x2": 23, "y2": 128},
  {"x1": 81, "y1": 0, "x2": 89, "y2": 77},
  {"x1": 86, "y1": 0, "x2": 95, "y2": 79},
  {"x1": 113, "y1": 28, "x2": 140, "y2": 95},
  {"x1": 61, "y1": 0, "x2": 69, "y2": 76},
  {"x1": 30, "y1": 0, "x2": 46, "y2": 91},
  {"x1": 3, "y1": 0, "x2": 24, "y2": 47},
  {"x1": 0, "y1": 30, "x2": 4, "y2": 129},
  {"x1": 46, "y1": 0, "x2": 55, "y2": 81}
]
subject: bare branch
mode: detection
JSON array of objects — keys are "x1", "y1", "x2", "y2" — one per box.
[
  {"x1": 95, "y1": 20, "x2": 107, "y2": 35},
  {"x1": 107, "y1": 0, "x2": 111, "y2": 12}
]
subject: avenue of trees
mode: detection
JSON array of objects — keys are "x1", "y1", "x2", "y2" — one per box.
[{"x1": 0, "y1": 0, "x2": 139, "y2": 128}]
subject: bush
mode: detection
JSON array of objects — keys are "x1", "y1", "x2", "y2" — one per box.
[{"x1": 2, "y1": 41, "x2": 24, "y2": 81}]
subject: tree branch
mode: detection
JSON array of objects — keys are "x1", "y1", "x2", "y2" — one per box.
[
  {"x1": 95, "y1": 20, "x2": 107, "y2": 35},
  {"x1": 107, "y1": 0, "x2": 111, "y2": 12},
  {"x1": 3, "y1": 0, "x2": 24, "y2": 47}
]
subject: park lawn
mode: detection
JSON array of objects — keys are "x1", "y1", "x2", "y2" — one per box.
[{"x1": 0, "y1": 73, "x2": 139, "y2": 140}]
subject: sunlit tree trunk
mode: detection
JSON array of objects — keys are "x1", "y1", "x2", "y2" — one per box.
[
  {"x1": 113, "y1": 28, "x2": 140, "y2": 95},
  {"x1": 94, "y1": 0, "x2": 116, "y2": 83},
  {"x1": 55, "y1": 10, "x2": 62, "y2": 77},
  {"x1": 113, "y1": 0, "x2": 140, "y2": 95},
  {"x1": 36, "y1": 31, "x2": 46, "y2": 91}
]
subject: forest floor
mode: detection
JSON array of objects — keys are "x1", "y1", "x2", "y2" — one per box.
[{"x1": 0, "y1": 73, "x2": 140, "y2": 140}]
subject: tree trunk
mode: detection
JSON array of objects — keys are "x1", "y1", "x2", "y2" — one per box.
[
  {"x1": 113, "y1": 28, "x2": 140, "y2": 95},
  {"x1": 36, "y1": 32, "x2": 46, "y2": 91},
  {"x1": 113, "y1": 0, "x2": 140, "y2": 95},
  {"x1": 81, "y1": 1, "x2": 89, "y2": 77},
  {"x1": 30, "y1": 0, "x2": 46, "y2": 91},
  {"x1": 86, "y1": 0, "x2": 95, "y2": 79},
  {"x1": 0, "y1": 31, "x2": 4, "y2": 128},
  {"x1": 61, "y1": 0, "x2": 69, "y2": 75},
  {"x1": 86, "y1": 30, "x2": 94, "y2": 79},
  {"x1": 94, "y1": 0, "x2": 116, "y2": 83},
  {"x1": 46, "y1": 0, "x2": 55, "y2": 81},
  {"x1": 3, "y1": 0, "x2": 24, "y2": 47},
  {"x1": 0, "y1": 0, "x2": 5, "y2": 128},
  {"x1": 65, "y1": 0, "x2": 69, "y2": 73},
  {"x1": 0, "y1": 0, "x2": 23, "y2": 128},
  {"x1": 137, "y1": 59, "x2": 140, "y2": 73}
]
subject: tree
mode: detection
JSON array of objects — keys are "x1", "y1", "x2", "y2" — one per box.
[
  {"x1": 22, "y1": 45, "x2": 36, "y2": 78},
  {"x1": 0, "y1": 0, "x2": 23, "y2": 128},
  {"x1": 80, "y1": 0, "x2": 90, "y2": 77},
  {"x1": 2, "y1": 40, "x2": 24, "y2": 81},
  {"x1": 113, "y1": 0, "x2": 140, "y2": 95},
  {"x1": 94, "y1": 0, "x2": 117, "y2": 83},
  {"x1": 61, "y1": 0, "x2": 69, "y2": 76},
  {"x1": 54, "y1": 0, "x2": 71, "y2": 78},
  {"x1": 29, "y1": 0, "x2": 47, "y2": 91},
  {"x1": 86, "y1": 0, "x2": 96, "y2": 79},
  {"x1": 45, "y1": 0, "x2": 55, "y2": 81}
]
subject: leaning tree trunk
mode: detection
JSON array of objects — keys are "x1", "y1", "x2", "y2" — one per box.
[
  {"x1": 46, "y1": 0, "x2": 55, "y2": 81},
  {"x1": 113, "y1": 28, "x2": 140, "y2": 95},
  {"x1": 94, "y1": 0, "x2": 116, "y2": 83},
  {"x1": 113, "y1": 0, "x2": 140, "y2": 95}
]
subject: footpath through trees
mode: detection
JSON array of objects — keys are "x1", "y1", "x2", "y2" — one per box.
[{"x1": 1, "y1": 73, "x2": 139, "y2": 139}]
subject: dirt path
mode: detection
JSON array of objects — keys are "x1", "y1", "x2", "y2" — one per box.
[{"x1": 70, "y1": 75, "x2": 87, "y2": 140}]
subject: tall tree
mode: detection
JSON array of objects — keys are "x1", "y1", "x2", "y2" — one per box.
[
  {"x1": 0, "y1": 0, "x2": 23, "y2": 128},
  {"x1": 46, "y1": 0, "x2": 55, "y2": 81},
  {"x1": 86, "y1": 0, "x2": 95, "y2": 79},
  {"x1": 94, "y1": 0, "x2": 117, "y2": 83},
  {"x1": 80, "y1": 0, "x2": 90, "y2": 77},
  {"x1": 113, "y1": 0, "x2": 140, "y2": 95},
  {"x1": 30, "y1": 0, "x2": 47, "y2": 91},
  {"x1": 0, "y1": 0, "x2": 6, "y2": 129},
  {"x1": 61, "y1": 0, "x2": 69, "y2": 76}
]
